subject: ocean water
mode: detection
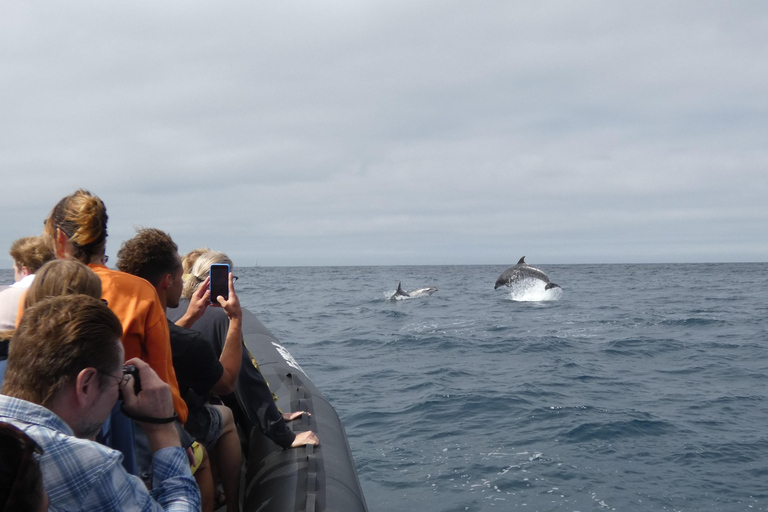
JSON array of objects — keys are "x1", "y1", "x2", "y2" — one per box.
[
  {"x1": 236, "y1": 263, "x2": 768, "y2": 512},
  {"x1": 3, "y1": 263, "x2": 766, "y2": 511}
]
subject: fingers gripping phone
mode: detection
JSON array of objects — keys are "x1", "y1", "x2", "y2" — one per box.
[{"x1": 209, "y1": 263, "x2": 230, "y2": 304}]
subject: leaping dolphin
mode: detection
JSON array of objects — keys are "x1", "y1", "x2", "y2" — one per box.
[
  {"x1": 390, "y1": 282, "x2": 438, "y2": 300},
  {"x1": 494, "y1": 257, "x2": 561, "y2": 290}
]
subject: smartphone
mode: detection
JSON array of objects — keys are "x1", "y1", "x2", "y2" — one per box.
[{"x1": 209, "y1": 263, "x2": 230, "y2": 304}]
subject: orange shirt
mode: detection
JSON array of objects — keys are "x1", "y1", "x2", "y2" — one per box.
[{"x1": 89, "y1": 264, "x2": 188, "y2": 424}]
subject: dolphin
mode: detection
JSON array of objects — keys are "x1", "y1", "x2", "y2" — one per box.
[
  {"x1": 494, "y1": 257, "x2": 561, "y2": 290},
  {"x1": 390, "y1": 282, "x2": 438, "y2": 300}
]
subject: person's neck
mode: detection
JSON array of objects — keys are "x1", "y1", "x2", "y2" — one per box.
[
  {"x1": 87, "y1": 254, "x2": 104, "y2": 265},
  {"x1": 156, "y1": 289, "x2": 168, "y2": 311}
]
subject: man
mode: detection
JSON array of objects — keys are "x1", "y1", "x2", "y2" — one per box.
[
  {"x1": 0, "y1": 236, "x2": 55, "y2": 330},
  {"x1": 0, "y1": 295, "x2": 200, "y2": 511},
  {"x1": 117, "y1": 228, "x2": 243, "y2": 512}
]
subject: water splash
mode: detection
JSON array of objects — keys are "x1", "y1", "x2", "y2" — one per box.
[{"x1": 507, "y1": 278, "x2": 563, "y2": 302}]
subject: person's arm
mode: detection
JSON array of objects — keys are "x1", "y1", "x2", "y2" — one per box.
[
  {"x1": 174, "y1": 277, "x2": 210, "y2": 329},
  {"x1": 82, "y1": 448, "x2": 200, "y2": 512},
  {"x1": 143, "y1": 296, "x2": 188, "y2": 425},
  {"x1": 121, "y1": 358, "x2": 181, "y2": 451},
  {"x1": 117, "y1": 358, "x2": 201, "y2": 511},
  {"x1": 211, "y1": 273, "x2": 242, "y2": 395}
]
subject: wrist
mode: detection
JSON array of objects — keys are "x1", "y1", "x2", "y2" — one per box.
[{"x1": 143, "y1": 423, "x2": 181, "y2": 452}]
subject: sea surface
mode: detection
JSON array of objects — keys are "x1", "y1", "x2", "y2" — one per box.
[
  {"x1": 236, "y1": 263, "x2": 768, "y2": 512},
  {"x1": 4, "y1": 263, "x2": 767, "y2": 511}
]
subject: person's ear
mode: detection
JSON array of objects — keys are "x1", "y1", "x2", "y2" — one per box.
[
  {"x1": 74, "y1": 367, "x2": 101, "y2": 407},
  {"x1": 55, "y1": 228, "x2": 69, "y2": 258},
  {"x1": 161, "y1": 273, "x2": 172, "y2": 291}
]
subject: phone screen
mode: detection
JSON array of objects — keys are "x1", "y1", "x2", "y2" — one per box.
[{"x1": 209, "y1": 264, "x2": 229, "y2": 304}]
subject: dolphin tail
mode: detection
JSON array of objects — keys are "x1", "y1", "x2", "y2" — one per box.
[{"x1": 544, "y1": 282, "x2": 561, "y2": 290}]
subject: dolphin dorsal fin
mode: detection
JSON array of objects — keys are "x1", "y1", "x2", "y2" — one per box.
[
  {"x1": 517, "y1": 256, "x2": 526, "y2": 264},
  {"x1": 397, "y1": 282, "x2": 404, "y2": 293}
]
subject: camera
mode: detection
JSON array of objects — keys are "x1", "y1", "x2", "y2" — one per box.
[{"x1": 118, "y1": 364, "x2": 142, "y2": 400}]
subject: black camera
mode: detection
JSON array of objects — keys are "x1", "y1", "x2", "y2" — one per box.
[{"x1": 118, "y1": 364, "x2": 142, "y2": 400}]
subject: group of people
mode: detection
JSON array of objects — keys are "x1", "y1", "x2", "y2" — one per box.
[{"x1": 0, "y1": 189, "x2": 319, "y2": 512}]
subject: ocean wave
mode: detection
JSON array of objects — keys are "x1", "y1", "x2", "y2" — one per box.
[{"x1": 565, "y1": 418, "x2": 676, "y2": 442}]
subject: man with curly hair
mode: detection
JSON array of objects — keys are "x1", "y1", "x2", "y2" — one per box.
[{"x1": 118, "y1": 228, "x2": 243, "y2": 512}]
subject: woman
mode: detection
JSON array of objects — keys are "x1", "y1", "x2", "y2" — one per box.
[{"x1": 43, "y1": 189, "x2": 187, "y2": 424}]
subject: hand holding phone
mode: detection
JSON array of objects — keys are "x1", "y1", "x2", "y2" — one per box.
[{"x1": 209, "y1": 263, "x2": 230, "y2": 305}]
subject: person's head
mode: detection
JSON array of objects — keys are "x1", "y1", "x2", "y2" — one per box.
[
  {"x1": 182, "y1": 250, "x2": 233, "y2": 300},
  {"x1": 116, "y1": 228, "x2": 183, "y2": 308},
  {"x1": 1, "y1": 295, "x2": 124, "y2": 439},
  {"x1": 43, "y1": 189, "x2": 108, "y2": 264},
  {"x1": 181, "y1": 247, "x2": 210, "y2": 275},
  {"x1": 9, "y1": 237, "x2": 55, "y2": 282},
  {"x1": 0, "y1": 423, "x2": 47, "y2": 512},
  {"x1": 24, "y1": 260, "x2": 102, "y2": 310}
]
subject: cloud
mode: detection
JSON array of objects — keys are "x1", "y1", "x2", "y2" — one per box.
[{"x1": 0, "y1": 1, "x2": 766, "y2": 266}]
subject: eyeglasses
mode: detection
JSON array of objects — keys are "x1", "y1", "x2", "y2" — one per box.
[{"x1": 101, "y1": 368, "x2": 130, "y2": 389}]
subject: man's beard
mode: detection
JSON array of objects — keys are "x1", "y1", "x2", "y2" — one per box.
[{"x1": 77, "y1": 419, "x2": 105, "y2": 440}]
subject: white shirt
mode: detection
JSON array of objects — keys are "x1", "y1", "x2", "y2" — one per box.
[{"x1": 0, "y1": 274, "x2": 35, "y2": 330}]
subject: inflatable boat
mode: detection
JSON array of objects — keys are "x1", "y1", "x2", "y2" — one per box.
[{"x1": 239, "y1": 308, "x2": 368, "y2": 512}]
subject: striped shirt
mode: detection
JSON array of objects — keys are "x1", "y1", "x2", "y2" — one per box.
[{"x1": 0, "y1": 394, "x2": 200, "y2": 512}]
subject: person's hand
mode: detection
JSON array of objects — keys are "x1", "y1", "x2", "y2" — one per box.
[
  {"x1": 215, "y1": 272, "x2": 242, "y2": 321},
  {"x1": 120, "y1": 358, "x2": 175, "y2": 423},
  {"x1": 283, "y1": 411, "x2": 310, "y2": 422},
  {"x1": 185, "y1": 446, "x2": 196, "y2": 466},
  {"x1": 291, "y1": 431, "x2": 319, "y2": 447},
  {"x1": 185, "y1": 276, "x2": 210, "y2": 323}
]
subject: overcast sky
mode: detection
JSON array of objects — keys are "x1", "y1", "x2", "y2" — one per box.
[{"x1": 1, "y1": 1, "x2": 766, "y2": 267}]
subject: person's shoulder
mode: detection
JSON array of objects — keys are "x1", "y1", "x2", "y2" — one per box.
[
  {"x1": 90, "y1": 265, "x2": 158, "y2": 298},
  {"x1": 168, "y1": 319, "x2": 205, "y2": 342},
  {"x1": 201, "y1": 305, "x2": 229, "y2": 323},
  {"x1": 0, "y1": 285, "x2": 24, "y2": 301},
  {"x1": 38, "y1": 432, "x2": 127, "y2": 507}
]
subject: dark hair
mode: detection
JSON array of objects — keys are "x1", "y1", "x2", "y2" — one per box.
[
  {"x1": 1, "y1": 295, "x2": 123, "y2": 407},
  {"x1": 116, "y1": 228, "x2": 180, "y2": 287},
  {"x1": 9, "y1": 236, "x2": 55, "y2": 274},
  {"x1": 0, "y1": 423, "x2": 45, "y2": 512},
  {"x1": 43, "y1": 189, "x2": 108, "y2": 262}
]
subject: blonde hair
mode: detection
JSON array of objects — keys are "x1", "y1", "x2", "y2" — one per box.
[
  {"x1": 182, "y1": 250, "x2": 233, "y2": 300},
  {"x1": 43, "y1": 189, "x2": 108, "y2": 262},
  {"x1": 24, "y1": 260, "x2": 102, "y2": 310},
  {"x1": 182, "y1": 247, "x2": 210, "y2": 275},
  {"x1": 9, "y1": 236, "x2": 55, "y2": 274}
]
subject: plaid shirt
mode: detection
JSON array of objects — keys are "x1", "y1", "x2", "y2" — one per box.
[{"x1": 0, "y1": 394, "x2": 200, "y2": 512}]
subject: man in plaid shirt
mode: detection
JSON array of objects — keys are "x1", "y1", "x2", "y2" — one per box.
[{"x1": 0, "y1": 295, "x2": 200, "y2": 511}]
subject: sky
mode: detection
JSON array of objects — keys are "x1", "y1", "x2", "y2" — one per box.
[{"x1": 1, "y1": 1, "x2": 766, "y2": 267}]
